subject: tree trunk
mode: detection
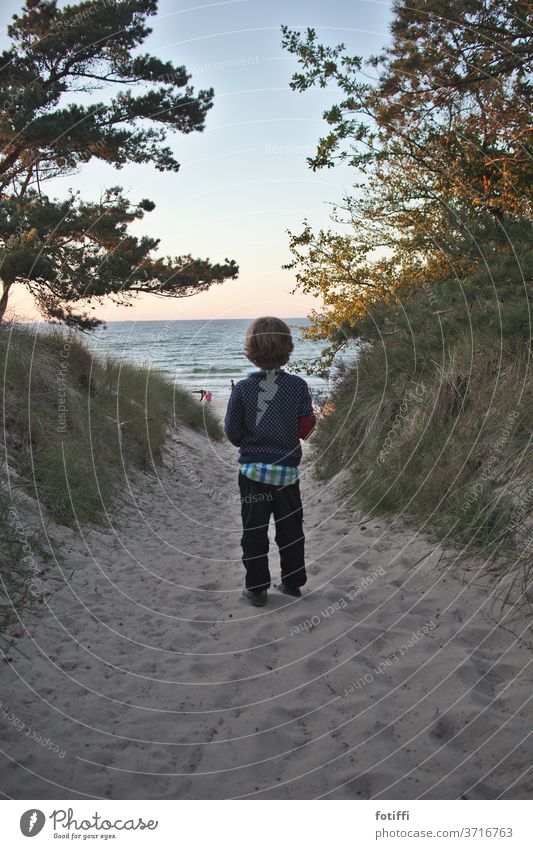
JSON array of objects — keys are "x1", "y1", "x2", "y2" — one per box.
[{"x1": 0, "y1": 281, "x2": 12, "y2": 321}]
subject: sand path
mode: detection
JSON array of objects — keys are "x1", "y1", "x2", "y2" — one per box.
[{"x1": 1, "y1": 425, "x2": 531, "y2": 799}]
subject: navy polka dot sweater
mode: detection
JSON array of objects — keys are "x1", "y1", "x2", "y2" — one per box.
[{"x1": 224, "y1": 369, "x2": 315, "y2": 467}]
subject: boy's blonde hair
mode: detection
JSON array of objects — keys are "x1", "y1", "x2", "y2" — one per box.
[{"x1": 244, "y1": 316, "x2": 294, "y2": 370}]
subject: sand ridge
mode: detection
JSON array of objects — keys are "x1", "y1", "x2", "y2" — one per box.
[{"x1": 1, "y1": 425, "x2": 531, "y2": 799}]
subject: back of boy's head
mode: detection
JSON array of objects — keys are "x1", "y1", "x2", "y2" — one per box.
[{"x1": 244, "y1": 316, "x2": 294, "y2": 370}]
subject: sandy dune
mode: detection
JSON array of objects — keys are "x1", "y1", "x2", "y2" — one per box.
[{"x1": 1, "y1": 425, "x2": 531, "y2": 799}]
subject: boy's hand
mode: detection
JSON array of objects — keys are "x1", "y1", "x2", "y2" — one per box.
[{"x1": 298, "y1": 415, "x2": 315, "y2": 440}]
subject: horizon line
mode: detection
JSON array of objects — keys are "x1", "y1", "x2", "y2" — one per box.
[{"x1": 19, "y1": 316, "x2": 310, "y2": 324}]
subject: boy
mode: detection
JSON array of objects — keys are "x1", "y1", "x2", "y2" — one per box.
[{"x1": 224, "y1": 317, "x2": 316, "y2": 607}]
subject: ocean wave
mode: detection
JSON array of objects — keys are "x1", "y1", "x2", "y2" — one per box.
[{"x1": 189, "y1": 367, "x2": 239, "y2": 374}]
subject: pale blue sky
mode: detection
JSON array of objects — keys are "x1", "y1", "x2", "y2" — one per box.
[{"x1": 2, "y1": 0, "x2": 392, "y2": 321}]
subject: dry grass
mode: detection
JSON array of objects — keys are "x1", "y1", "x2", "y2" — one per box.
[
  {"x1": 0, "y1": 322, "x2": 223, "y2": 628},
  {"x1": 312, "y1": 284, "x2": 533, "y2": 604}
]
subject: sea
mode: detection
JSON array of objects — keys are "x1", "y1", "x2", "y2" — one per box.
[{"x1": 84, "y1": 318, "x2": 352, "y2": 403}]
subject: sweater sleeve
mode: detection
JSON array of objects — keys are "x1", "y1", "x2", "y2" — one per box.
[
  {"x1": 299, "y1": 381, "x2": 315, "y2": 419},
  {"x1": 224, "y1": 384, "x2": 245, "y2": 446},
  {"x1": 297, "y1": 381, "x2": 316, "y2": 439}
]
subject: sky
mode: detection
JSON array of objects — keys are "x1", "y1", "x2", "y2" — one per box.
[{"x1": 2, "y1": 0, "x2": 392, "y2": 322}]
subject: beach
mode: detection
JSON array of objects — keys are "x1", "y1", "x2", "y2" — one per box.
[
  {"x1": 1, "y1": 0, "x2": 531, "y2": 822},
  {"x1": 1, "y1": 422, "x2": 531, "y2": 800}
]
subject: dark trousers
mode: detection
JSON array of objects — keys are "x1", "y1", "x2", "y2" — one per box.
[{"x1": 238, "y1": 471, "x2": 307, "y2": 592}]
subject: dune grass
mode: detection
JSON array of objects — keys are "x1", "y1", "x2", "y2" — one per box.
[
  {"x1": 312, "y1": 269, "x2": 533, "y2": 602},
  {"x1": 0, "y1": 322, "x2": 223, "y2": 628},
  {"x1": 1, "y1": 323, "x2": 222, "y2": 527}
]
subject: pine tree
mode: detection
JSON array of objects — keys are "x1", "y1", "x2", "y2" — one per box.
[{"x1": 0, "y1": 0, "x2": 238, "y2": 327}]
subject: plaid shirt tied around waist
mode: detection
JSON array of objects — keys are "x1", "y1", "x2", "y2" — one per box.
[{"x1": 239, "y1": 462, "x2": 299, "y2": 487}]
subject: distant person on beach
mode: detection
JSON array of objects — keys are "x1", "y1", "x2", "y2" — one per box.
[
  {"x1": 230, "y1": 379, "x2": 235, "y2": 393},
  {"x1": 204, "y1": 390, "x2": 212, "y2": 403},
  {"x1": 224, "y1": 316, "x2": 316, "y2": 607}
]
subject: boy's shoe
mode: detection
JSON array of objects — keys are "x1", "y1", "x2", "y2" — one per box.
[
  {"x1": 276, "y1": 581, "x2": 302, "y2": 598},
  {"x1": 242, "y1": 588, "x2": 268, "y2": 607}
]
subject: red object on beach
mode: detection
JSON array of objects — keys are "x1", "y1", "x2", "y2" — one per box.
[{"x1": 298, "y1": 415, "x2": 315, "y2": 439}]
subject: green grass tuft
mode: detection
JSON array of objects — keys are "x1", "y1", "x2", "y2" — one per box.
[
  {"x1": 1, "y1": 323, "x2": 222, "y2": 528},
  {"x1": 312, "y1": 272, "x2": 533, "y2": 602}
]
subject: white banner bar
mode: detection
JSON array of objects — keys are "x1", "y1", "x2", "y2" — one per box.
[{"x1": 1, "y1": 799, "x2": 531, "y2": 848}]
